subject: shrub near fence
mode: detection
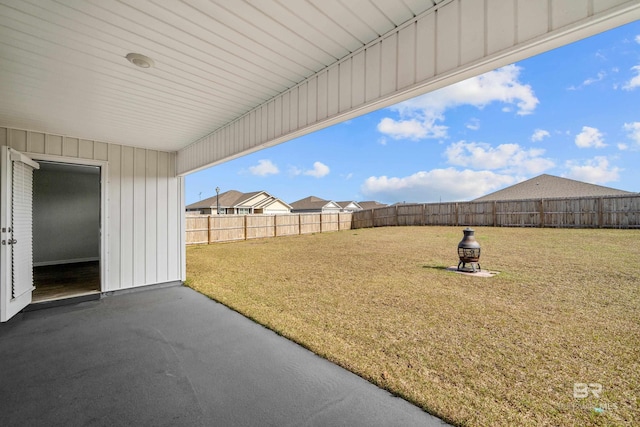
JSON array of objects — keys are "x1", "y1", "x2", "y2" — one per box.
[
  {"x1": 352, "y1": 194, "x2": 640, "y2": 230},
  {"x1": 186, "y1": 213, "x2": 353, "y2": 245}
]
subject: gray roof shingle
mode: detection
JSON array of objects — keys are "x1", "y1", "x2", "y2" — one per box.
[
  {"x1": 473, "y1": 174, "x2": 634, "y2": 202},
  {"x1": 186, "y1": 190, "x2": 266, "y2": 209},
  {"x1": 289, "y1": 196, "x2": 333, "y2": 210}
]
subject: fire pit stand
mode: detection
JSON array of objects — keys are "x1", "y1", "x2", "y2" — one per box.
[{"x1": 457, "y1": 227, "x2": 481, "y2": 273}]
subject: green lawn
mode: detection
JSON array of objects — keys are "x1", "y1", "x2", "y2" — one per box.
[{"x1": 186, "y1": 226, "x2": 640, "y2": 426}]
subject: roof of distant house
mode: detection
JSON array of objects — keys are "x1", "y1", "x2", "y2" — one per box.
[
  {"x1": 187, "y1": 190, "x2": 242, "y2": 209},
  {"x1": 186, "y1": 190, "x2": 290, "y2": 209},
  {"x1": 336, "y1": 201, "x2": 361, "y2": 209},
  {"x1": 290, "y1": 196, "x2": 339, "y2": 210},
  {"x1": 357, "y1": 201, "x2": 388, "y2": 210},
  {"x1": 473, "y1": 174, "x2": 634, "y2": 202}
]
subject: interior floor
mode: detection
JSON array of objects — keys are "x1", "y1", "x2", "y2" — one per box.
[{"x1": 33, "y1": 261, "x2": 100, "y2": 303}]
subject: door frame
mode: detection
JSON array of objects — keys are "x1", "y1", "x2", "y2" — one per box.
[{"x1": 27, "y1": 153, "x2": 108, "y2": 294}]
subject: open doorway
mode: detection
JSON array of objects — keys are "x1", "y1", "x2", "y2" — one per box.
[{"x1": 31, "y1": 161, "x2": 101, "y2": 302}]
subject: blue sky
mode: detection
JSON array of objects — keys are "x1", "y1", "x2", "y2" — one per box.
[{"x1": 186, "y1": 21, "x2": 640, "y2": 206}]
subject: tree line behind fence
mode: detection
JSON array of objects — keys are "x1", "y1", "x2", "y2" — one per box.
[{"x1": 186, "y1": 195, "x2": 640, "y2": 244}]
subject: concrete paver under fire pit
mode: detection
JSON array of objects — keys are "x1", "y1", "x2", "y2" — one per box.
[{"x1": 0, "y1": 285, "x2": 447, "y2": 426}]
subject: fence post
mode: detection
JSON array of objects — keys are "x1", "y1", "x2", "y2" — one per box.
[
  {"x1": 207, "y1": 215, "x2": 212, "y2": 244},
  {"x1": 492, "y1": 202, "x2": 497, "y2": 227},
  {"x1": 274, "y1": 215, "x2": 277, "y2": 237},
  {"x1": 539, "y1": 199, "x2": 545, "y2": 228},
  {"x1": 421, "y1": 204, "x2": 425, "y2": 226},
  {"x1": 454, "y1": 203, "x2": 459, "y2": 227},
  {"x1": 298, "y1": 214, "x2": 302, "y2": 235},
  {"x1": 244, "y1": 215, "x2": 248, "y2": 240},
  {"x1": 597, "y1": 197, "x2": 603, "y2": 228},
  {"x1": 320, "y1": 213, "x2": 323, "y2": 233}
]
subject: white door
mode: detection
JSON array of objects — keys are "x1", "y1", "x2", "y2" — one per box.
[{"x1": 1, "y1": 146, "x2": 39, "y2": 322}]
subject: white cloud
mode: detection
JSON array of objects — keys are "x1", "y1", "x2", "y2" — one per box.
[
  {"x1": 377, "y1": 65, "x2": 538, "y2": 140},
  {"x1": 635, "y1": 35, "x2": 640, "y2": 44},
  {"x1": 567, "y1": 70, "x2": 607, "y2": 91},
  {"x1": 303, "y1": 161, "x2": 330, "y2": 178},
  {"x1": 361, "y1": 168, "x2": 516, "y2": 203},
  {"x1": 624, "y1": 121, "x2": 640, "y2": 145},
  {"x1": 444, "y1": 141, "x2": 555, "y2": 174},
  {"x1": 583, "y1": 71, "x2": 606, "y2": 86},
  {"x1": 531, "y1": 129, "x2": 550, "y2": 142},
  {"x1": 400, "y1": 64, "x2": 539, "y2": 115},
  {"x1": 564, "y1": 157, "x2": 620, "y2": 184},
  {"x1": 248, "y1": 159, "x2": 279, "y2": 176},
  {"x1": 618, "y1": 143, "x2": 629, "y2": 151},
  {"x1": 288, "y1": 166, "x2": 302, "y2": 176},
  {"x1": 575, "y1": 126, "x2": 606, "y2": 148},
  {"x1": 376, "y1": 117, "x2": 446, "y2": 140},
  {"x1": 466, "y1": 118, "x2": 480, "y2": 130},
  {"x1": 623, "y1": 65, "x2": 640, "y2": 90}
]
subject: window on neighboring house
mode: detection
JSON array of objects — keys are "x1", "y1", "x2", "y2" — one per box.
[{"x1": 238, "y1": 208, "x2": 251, "y2": 214}]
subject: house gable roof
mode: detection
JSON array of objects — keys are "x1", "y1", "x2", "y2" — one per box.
[
  {"x1": 186, "y1": 190, "x2": 244, "y2": 209},
  {"x1": 336, "y1": 201, "x2": 362, "y2": 210},
  {"x1": 290, "y1": 196, "x2": 340, "y2": 210},
  {"x1": 358, "y1": 201, "x2": 388, "y2": 210},
  {"x1": 244, "y1": 192, "x2": 293, "y2": 210},
  {"x1": 473, "y1": 174, "x2": 634, "y2": 202},
  {"x1": 186, "y1": 190, "x2": 291, "y2": 210}
]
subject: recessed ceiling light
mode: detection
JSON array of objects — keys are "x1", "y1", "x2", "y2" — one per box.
[{"x1": 126, "y1": 53, "x2": 155, "y2": 68}]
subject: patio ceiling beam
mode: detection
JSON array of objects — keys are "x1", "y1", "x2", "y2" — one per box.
[{"x1": 177, "y1": 0, "x2": 640, "y2": 176}]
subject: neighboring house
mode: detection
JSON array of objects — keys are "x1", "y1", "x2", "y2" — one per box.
[
  {"x1": 358, "y1": 201, "x2": 388, "y2": 210},
  {"x1": 290, "y1": 196, "x2": 342, "y2": 213},
  {"x1": 473, "y1": 174, "x2": 634, "y2": 202},
  {"x1": 186, "y1": 190, "x2": 291, "y2": 215},
  {"x1": 336, "y1": 201, "x2": 363, "y2": 212}
]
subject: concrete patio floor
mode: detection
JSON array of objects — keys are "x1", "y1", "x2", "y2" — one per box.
[{"x1": 0, "y1": 285, "x2": 447, "y2": 426}]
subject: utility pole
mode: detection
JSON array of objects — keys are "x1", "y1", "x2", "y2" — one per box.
[{"x1": 215, "y1": 186, "x2": 220, "y2": 215}]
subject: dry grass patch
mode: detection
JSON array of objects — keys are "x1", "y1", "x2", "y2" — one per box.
[{"x1": 186, "y1": 226, "x2": 640, "y2": 426}]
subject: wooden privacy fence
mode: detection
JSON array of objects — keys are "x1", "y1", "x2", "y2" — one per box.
[
  {"x1": 187, "y1": 195, "x2": 640, "y2": 244},
  {"x1": 186, "y1": 213, "x2": 353, "y2": 244},
  {"x1": 352, "y1": 194, "x2": 640, "y2": 229}
]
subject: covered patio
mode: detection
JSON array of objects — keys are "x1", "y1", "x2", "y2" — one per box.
[
  {"x1": 0, "y1": 285, "x2": 445, "y2": 426},
  {"x1": 1, "y1": 1, "x2": 639, "y2": 424}
]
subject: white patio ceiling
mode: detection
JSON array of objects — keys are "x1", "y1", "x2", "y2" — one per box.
[
  {"x1": 0, "y1": 1, "x2": 638, "y2": 175},
  {"x1": 0, "y1": 0, "x2": 438, "y2": 151}
]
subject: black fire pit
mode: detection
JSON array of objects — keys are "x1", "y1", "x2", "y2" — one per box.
[{"x1": 457, "y1": 227, "x2": 481, "y2": 272}]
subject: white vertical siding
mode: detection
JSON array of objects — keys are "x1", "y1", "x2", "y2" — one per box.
[
  {"x1": 416, "y1": 12, "x2": 436, "y2": 82},
  {"x1": 0, "y1": 127, "x2": 184, "y2": 292},
  {"x1": 435, "y1": 0, "x2": 458, "y2": 74},
  {"x1": 145, "y1": 150, "x2": 158, "y2": 285},
  {"x1": 156, "y1": 151, "x2": 170, "y2": 284},
  {"x1": 397, "y1": 23, "x2": 416, "y2": 90},
  {"x1": 516, "y1": 0, "x2": 549, "y2": 43},
  {"x1": 460, "y1": 1, "x2": 485, "y2": 64},
  {"x1": 487, "y1": 0, "x2": 516, "y2": 55},
  {"x1": 176, "y1": 0, "x2": 639, "y2": 174},
  {"x1": 351, "y1": 51, "x2": 366, "y2": 107},
  {"x1": 365, "y1": 43, "x2": 381, "y2": 102}
]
